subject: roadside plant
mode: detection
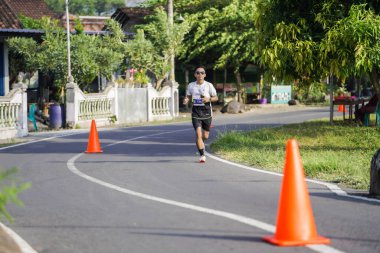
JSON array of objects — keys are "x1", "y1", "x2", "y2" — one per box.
[{"x1": 0, "y1": 168, "x2": 31, "y2": 222}]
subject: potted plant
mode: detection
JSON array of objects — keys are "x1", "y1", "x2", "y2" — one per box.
[{"x1": 134, "y1": 69, "x2": 150, "y2": 88}]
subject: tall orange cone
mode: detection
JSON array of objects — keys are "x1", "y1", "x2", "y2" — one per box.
[
  {"x1": 338, "y1": 104, "x2": 347, "y2": 112},
  {"x1": 263, "y1": 139, "x2": 330, "y2": 246},
  {"x1": 85, "y1": 120, "x2": 103, "y2": 153}
]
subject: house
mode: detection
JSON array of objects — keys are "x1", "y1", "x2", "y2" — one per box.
[
  {"x1": 0, "y1": 0, "x2": 113, "y2": 97},
  {"x1": 111, "y1": 7, "x2": 152, "y2": 33},
  {"x1": 59, "y1": 14, "x2": 110, "y2": 33},
  {"x1": 0, "y1": 0, "x2": 58, "y2": 96}
]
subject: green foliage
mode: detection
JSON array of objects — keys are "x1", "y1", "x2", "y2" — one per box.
[
  {"x1": 178, "y1": 0, "x2": 257, "y2": 71},
  {"x1": 295, "y1": 81, "x2": 328, "y2": 103},
  {"x1": 254, "y1": 0, "x2": 325, "y2": 85},
  {"x1": 74, "y1": 18, "x2": 84, "y2": 34},
  {"x1": 7, "y1": 18, "x2": 124, "y2": 100},
  {"x1": 134, "y1": 69, "x2": 150, "y2": 85},
  {"x1": 125, "y1": 30, "x2": 157, "y2": 70},
  {"x1": 319, "y1": 4, "x2": 380, "y2": 95},
  {"x1": 108, "y1": 115, "x2": 117, "y2": 124},
  {"x1": 211, "y1": 119, "x2": 380, "y2": 190},
  {"x1": 126, "y1": 7, "x2": 189, "y2": 88},
  {"x1": 19, "y1": 15, "x2": 45, "y2": 29},
  {"x1": 0, "y1": 168, "x2": 31, "y2": 222}
]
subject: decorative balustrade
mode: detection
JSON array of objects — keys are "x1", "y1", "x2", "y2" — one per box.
[
  {"x1": 147, "y1": 81, "x2": 179, "y2": 121},
  {"x1": 66, "y1": 80, "x2": 118, "y2": 128},
  {"x1": 0, "y1": 80, "x2": 28, "y2": 140},
  {"x1": 151, "y1": 97, "x2": 170, "y2": 116},
  {"x1": 78, "y1": 98, "x2": 113, "y2": 120},
  {"x1": 66, "y1": 79, "x2": 179, "y2": 127},
  {"x1": 0, "y1": 103, "x2": 20, "y2": 128}
]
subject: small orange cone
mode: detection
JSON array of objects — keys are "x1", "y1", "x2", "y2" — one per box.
[
  {"x1": 85, "y1": 120, "x2": 103, "y2": 153},
  {"x1": 263, "y1": 139, "x2": 330, "y2": 246},
  {"x1": 338, "y1": 104, "x2": 347, "y2": 112}
]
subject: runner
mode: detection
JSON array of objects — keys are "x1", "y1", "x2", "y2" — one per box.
[{"x1": 183, "y1": 66, "x2": 218, "y2": 163}]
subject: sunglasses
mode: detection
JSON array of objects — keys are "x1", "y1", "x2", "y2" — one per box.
[{"x1": 195, "y1": 71, "x2": 205, "y2": 75}]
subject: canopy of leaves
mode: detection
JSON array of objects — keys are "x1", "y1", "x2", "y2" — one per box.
[
  {"x1": 319, "y1": 4, "x2": 380, "y2": 94},
  {"x1": 178, "y1": 0, "x2": 257, "y2": 73},
  {"x1": 126, "y1": 7, "x2": 189, "y2": 87}
]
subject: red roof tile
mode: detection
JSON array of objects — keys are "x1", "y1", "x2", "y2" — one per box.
[
  {"x1": 58, "y1": 14, "x2": 109, "y2": 32},
  {"x1": 111, "y1": 7, "x2": 152, "y2": 32},
  {"x1": 0, "y1": 0, "x2": 22, "y2": 28},
  {"x1": 4, "y1": 0, "x2": 58, "y2": 20}
]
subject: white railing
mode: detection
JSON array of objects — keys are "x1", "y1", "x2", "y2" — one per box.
[
  {"x1": 79, "y1": 98, "x2": 113, "y2": 120},
  {"x1": 0, "y1": 103, "x2": 20, "y2": 128},
  {"x1": 147, "y1": 81, "x2": 179, "y2": 121},
  {"x1": 66, "y1": 79, "x2": 118, "y2": 128},
  {"x1": 66, "y1": 78, "x2": 179, "y2": 128},
  {"x1": 0, "y1": 81, "x2": 28, "y2": 140}
]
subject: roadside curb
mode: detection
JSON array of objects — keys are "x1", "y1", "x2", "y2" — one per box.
[{"x1": 0, "y1": 223, "x2": 37, "y2": 253}]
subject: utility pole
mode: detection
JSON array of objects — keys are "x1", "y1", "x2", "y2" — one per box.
[
  {"x1": 168, "y1": 0, "x2": 175, "y2": 81},
  {"x1": 65, "y1": 0, "x2": 72, "y2": 81}
]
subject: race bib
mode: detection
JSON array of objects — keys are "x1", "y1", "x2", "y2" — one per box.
[{"x1": 193, "y1": 98, "x2": 203, "y2": 105}]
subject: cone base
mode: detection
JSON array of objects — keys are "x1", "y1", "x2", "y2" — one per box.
[
  {"x1": 263, "y1": 235, "x2": 330, "y2": 246},
  {"x1": 85, "y1": 150, "x2": 103, "y2": 153}
]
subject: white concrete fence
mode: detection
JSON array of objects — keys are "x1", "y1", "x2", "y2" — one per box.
[
  {"x1": 0, "y1": 77, "x2": 179, "y2": 140},
  {"x1": 65, "y1": 78, "x2": 179, "y2": 129},
  {"x1": 0, "y1": 79, "x2": 28, "y2": 140},
  {"x1": 65, "y1": 78, "x2": 119, "y2": 129}
]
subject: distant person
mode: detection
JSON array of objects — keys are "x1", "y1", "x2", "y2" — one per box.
[
  {"x1": 355, "y1": 94, "x2": 378, "y2": 123},
  {"x1": 183, "y1": 67, "x2": 218, "y2": 163}
]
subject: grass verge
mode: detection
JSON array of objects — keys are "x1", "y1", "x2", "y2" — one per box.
[{"x1": 210, "y1": 119, "x2": 380, "y2": 190}]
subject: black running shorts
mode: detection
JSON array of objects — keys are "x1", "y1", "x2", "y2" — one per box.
[
  {"x1": 192, "y1": 117, "x2": 212, "y2": 131},
  {"x1": 191, "y1": 104, "x2": 212, "y2": 131}
]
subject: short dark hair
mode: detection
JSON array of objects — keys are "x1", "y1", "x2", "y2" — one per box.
[{"x1": 194, "y1": 66, "x2": 206, "y2": 73}]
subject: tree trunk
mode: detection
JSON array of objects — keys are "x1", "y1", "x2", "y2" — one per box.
[
  {"x1": 155, "y1": 78, "x2": 165, "y2": 90},
  {"x1": 370, "y1": 68, "x2": 380, "y2": 97},
  {"x1": 234, "y1": 71, "x2": 243, "y2": 102}
]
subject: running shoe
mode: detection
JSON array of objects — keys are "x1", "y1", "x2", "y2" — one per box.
[{"x1": 199, "y1": 155, "x2": 206, "y2": 163}]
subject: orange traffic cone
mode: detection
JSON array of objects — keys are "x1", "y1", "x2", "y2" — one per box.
[
  {"x1": 338, "y1": 104, "x2": 347, "y2": 112},
  {"x1": 263, "y1": 139, "x2": 330, "y2": 246},
  {"x1": 85, "y1": 120, "x2": 103, "y2": 153}
]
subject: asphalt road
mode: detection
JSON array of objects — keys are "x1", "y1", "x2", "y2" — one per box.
[{"x1": 1, "y1": 107, "x2": 379, "y2": 253}]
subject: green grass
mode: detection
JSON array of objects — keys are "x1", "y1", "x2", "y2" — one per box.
[{"x1": 211, "y1": 119, "x2": 380, "y2": 190}]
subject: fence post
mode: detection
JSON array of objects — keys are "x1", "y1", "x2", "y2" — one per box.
[
  {"x1": 108, "y1": 81, "x2": 118, "y2": 123},
  {"x1": 163, "y1": 80, "x2": 179, "y2": 117},
  {"x1": 147, "y1": 85, "x2": 153, "y2": 121},
  {"x1": 13, "y1": 76, "x2": 28, "y2": 137},
  {"x1": 65, "y1": 77, "x2": 78, "y2": 128}
]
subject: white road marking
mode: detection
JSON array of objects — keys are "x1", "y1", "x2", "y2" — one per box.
[
  {"x1": 67, "y1": 129, "x2": 345, "y2": 253},
  {"x1": 0, "y1": 132, "x2": 85, "y2": 151},
  {"x1": 0, "y1": 223, "x2": 37, "y2": 253},
  {"x1": 206, "y1": 152, "x2": 380, "y2": 204}
]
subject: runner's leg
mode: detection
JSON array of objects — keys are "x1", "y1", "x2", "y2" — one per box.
[{"x1": 196, "y1": 127, "x2": 205, "y2": 153}]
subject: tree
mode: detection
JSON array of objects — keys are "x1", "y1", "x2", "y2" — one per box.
[
  {"x1": 175, "y1": 0, "x2": 258, "y2": 101},
  {"x1": 143, "y1": 0, "x2": 261, "y2": 101},
  {"x1": 127, "y1": 7, "x2": 189, "y2": 89},
  {"x1": 253, "y1": 0, "x2": 328, "y2": 91},
  {"x1": 319, "y1": 4, "x2": 380, "y2": 96},
  {"x1": 8, "y1": 18, "x2": 125, "y2": 102}
]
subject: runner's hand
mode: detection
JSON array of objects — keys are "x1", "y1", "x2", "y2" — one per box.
[
  {"x1": 202, "y1": 97, "x2": 210, "y2": 103},
  {"x1": 183, "y1": 97, "x2": 189, "y2": 105}
]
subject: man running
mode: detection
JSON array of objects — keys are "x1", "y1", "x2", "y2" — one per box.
[{"x1": 183, "y1": 66, "x2": 218, "y2": 163}]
